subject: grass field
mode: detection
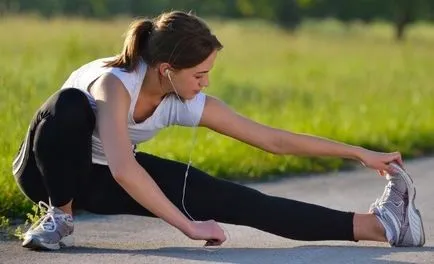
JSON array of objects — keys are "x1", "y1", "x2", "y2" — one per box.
[{"x1": 1, "y1": 16, "x2": 433, "y2": 218}]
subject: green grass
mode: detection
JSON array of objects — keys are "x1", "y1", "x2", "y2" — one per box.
[{"x1": 1, "y1": 16, "x2": 433, "y2": 218}]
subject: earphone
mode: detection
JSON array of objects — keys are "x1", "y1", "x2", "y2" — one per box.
[
  {"x1": 165, "y1": 67, "x2": 231, "y2": 248},
  {"x1": 165, "y1": 68, "x2": 198, "y2": 222}
]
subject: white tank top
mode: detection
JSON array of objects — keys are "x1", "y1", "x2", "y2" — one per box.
[{"x1": 60, "y1": 57, "x2": 206, "y2": 165}]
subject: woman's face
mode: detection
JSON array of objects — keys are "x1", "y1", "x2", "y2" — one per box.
[{"x1": 166, "y1": 50, "x2": 217, "y2": 100}]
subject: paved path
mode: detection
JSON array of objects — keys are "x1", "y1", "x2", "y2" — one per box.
[{"x1": 1, "y1": 157, "x2": 433, "y2": 264}]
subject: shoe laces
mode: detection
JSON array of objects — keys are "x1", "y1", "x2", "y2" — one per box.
[
  {"x1": 371, "y1": 181, "x2": 405, "y2": 212},
  {"x1": 28, "y1": 201, "x2": 58, "y2": 233}
]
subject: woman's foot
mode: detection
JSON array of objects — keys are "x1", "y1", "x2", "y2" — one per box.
[
  {"x1": 22, "y1": 201, "x2": 74, "y2": 250},
  {"x1": 369, "y1": 162, "x2": 425, "y2": 247}
]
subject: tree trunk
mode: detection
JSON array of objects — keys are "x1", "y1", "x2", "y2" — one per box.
[
  {"x1": 394, "y1": 0, "x2": 413, "y2": 41},
  {"x1": 395, "y1": 18, "x2": 407, "y2": 41}
]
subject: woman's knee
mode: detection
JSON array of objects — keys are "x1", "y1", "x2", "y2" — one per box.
[
  {"x1": 32, "y1": 89, "x2": 95, "y2": 156},
  {"x1": 46, "y1": 88, "x2": 95, "y2": 128}
]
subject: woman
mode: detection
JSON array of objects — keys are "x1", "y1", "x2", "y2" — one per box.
[{"x1": 12, "y1": 11, "x2": 424, "y2": 251}]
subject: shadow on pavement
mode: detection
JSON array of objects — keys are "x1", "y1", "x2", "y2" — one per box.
[{"x1": 55, "y1": 245, "x2": 434, "y2": 264}]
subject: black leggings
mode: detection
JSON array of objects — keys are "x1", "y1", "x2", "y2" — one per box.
[{"x1": 12, "y1": 88, "x2": 356, "y2": 242}]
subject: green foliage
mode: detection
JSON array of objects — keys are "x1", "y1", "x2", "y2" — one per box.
[
  {"x1": 14, "y1": 204, "x2": 47, "y2": 240},
  {"x1": 0, "y1": 214, "x2": 22, "y2": 240},
  {"x1": 0, "y1": 215, "x2": 10, "y2": 229},
  {"x1": 0, "y1": 204, "x2": 46, "y2": 240},
  {"x1": 0, "y1": 204, "x2": 45, "y2": 240},
  {"x1": 0, "y1": 215, "x2": 12, "y2": 239}
]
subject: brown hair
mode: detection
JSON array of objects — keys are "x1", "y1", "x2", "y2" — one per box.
[{"x1": 105, "y1": 11, "x2": 223, "y2": 72}]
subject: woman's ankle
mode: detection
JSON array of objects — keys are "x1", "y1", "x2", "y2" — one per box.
[
  {"x1": 57, "y1": 200, "x2": 73, "y2": 216},
  {"x1": 353, "y1": 213, "x2": 387, "y2": 242}
]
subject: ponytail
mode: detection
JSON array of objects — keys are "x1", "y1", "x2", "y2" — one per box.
[
  {"x1": 105, "y1": 11, "x2": 223, "y2": 72},
  {"x1": 104, "y1": 19, "x2": 154, "y2": 72}
]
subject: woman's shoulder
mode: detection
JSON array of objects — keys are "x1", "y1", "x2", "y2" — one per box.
[
  {"x1": 106, "y1": 58, "x2": 146, "y2": 81},
  {"x1": 98, "y1": 58, "x2": 147, "y2": 96}
]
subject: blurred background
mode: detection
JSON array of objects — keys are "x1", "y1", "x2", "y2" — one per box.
[
  {"x1": 1, "y1": 0, "x2": 433, "y2": 217},
  {"x1": 2, "y1": 0, "x2": 434, "y2": 40}
]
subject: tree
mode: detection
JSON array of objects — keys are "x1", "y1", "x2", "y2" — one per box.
[{"x1": 394, "y1": 0, "x2": 415, "y2": 41}]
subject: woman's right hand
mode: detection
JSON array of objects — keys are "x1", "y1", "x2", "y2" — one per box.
[{"x1": 186, "y1": 220, "x2": 226, "y2": 246}]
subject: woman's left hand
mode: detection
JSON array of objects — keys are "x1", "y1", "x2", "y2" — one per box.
[{"x1": 356, "y1": 148, "x2": 404, "y2": 176}]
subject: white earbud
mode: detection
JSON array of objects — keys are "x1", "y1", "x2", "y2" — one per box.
[{"x1": 166, "y1": 69, "x2": 180, "y2": 96}]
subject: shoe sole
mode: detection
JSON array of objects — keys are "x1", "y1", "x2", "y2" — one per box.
[
  {"x1": 390, "y1": 163, "x2": 425, "y2": 246},
  {"x1": 22, "y1": 235, "x2": 74, "y2": 250}
]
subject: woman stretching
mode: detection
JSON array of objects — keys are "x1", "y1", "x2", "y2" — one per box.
[{"x1": 12, "y1": 11, "x2": 424, "y2": 250}]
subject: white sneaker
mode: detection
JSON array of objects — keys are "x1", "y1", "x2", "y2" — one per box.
[
  {"x1": 22, "y1": 201, "x2": 74, "y2": 250},
  {"x1": 369, "y1": 162, "x2": 425, "y2": 247}
]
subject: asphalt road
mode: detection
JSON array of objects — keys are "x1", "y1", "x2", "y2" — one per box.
[{"x1": 1, "y1": 157, "x2": 433, "y2": 264}]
